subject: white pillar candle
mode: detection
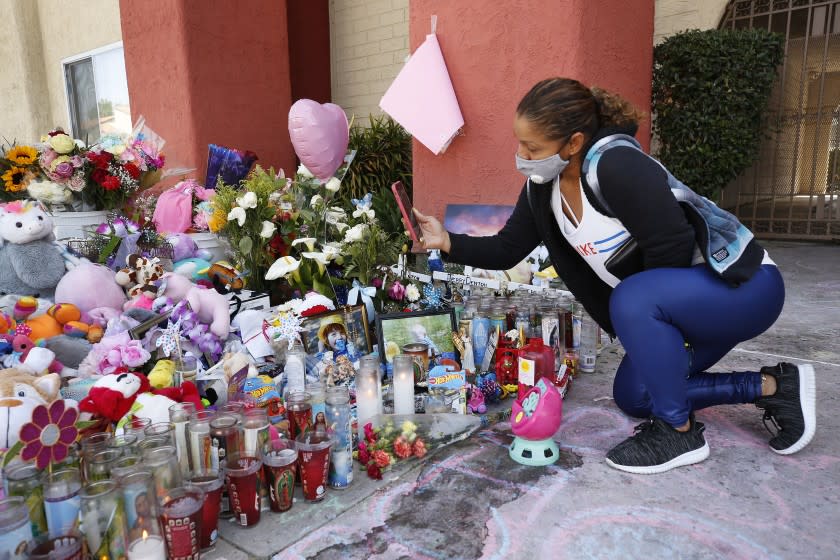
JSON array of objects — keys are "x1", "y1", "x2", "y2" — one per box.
[
  {"x1": 128, "y1": 532, "x2": 166, "y2": 560},
  {"x1": 355, "y1": 356, "x2": 382, "y2": 439},
  {"x1": 392, "y1": 355, "x2": 415, "y2": 415}
]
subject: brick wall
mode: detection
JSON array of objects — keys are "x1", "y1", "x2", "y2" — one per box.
[{"x1": 329, "y1": 0, "x2": 409, "y2": 123}]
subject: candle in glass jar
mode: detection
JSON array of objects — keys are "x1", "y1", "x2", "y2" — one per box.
[
  {"x1": 355, "y1": 356, "x2": 382, "y2": 438},
  {"x1": 128, "y1": 530, "x2": 166, "y2": 560},
  {"x1": 392, "y1": 355, "x2": 415, "y2": 415}
]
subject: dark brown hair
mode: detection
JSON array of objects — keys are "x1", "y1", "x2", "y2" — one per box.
[{"x1": 516, "y1": 78, "x2": 644, "y2": 142}]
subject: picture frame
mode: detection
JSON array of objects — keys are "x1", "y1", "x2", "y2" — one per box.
[
  {"x1": 128, "y1": 310, "x2": 173, "y2": 341},
  {"x1": 299, "y1": 305, "x2": 372, "y2": 359},
  {"x1": 376, "y1": 308, "x2": 458, "y2": 366}
]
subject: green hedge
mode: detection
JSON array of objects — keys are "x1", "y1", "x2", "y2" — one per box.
[{"x1": 652, "y1": 28, "x2": 785, "y2": 201}]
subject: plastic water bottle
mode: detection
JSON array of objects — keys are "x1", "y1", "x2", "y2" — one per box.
[{"x1": 579, "y1": 312, "x2": 598, "y2": 374}]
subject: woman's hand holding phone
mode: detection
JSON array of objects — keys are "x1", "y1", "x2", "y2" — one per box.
[{"x1": 413, "y1": 208, "x2": 451, "y2": 253}]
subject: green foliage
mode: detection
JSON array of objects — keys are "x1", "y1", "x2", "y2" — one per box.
[
  {"x1": 341, "y1": 222, "x2": 400, "y2": 286},
  {"x1": 343, "y1": 114, "x2": 412, "y2": 208},
  {"x1": 652, "y1": 28, "x2": 785, "y2": 200}
]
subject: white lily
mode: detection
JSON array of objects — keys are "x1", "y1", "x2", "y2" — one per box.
[
  {"x1": 302, "y1": 251, "x2": 331, "y2": 275},
  {"x1": 259, "y1": 220, "x2": 277, "y2": 238},
  {"x1": 324, "y1": 177, "x2": 341, "y2": 192},
  {"x1": 321, "y1": 243, "x2": 341, "y2": 261},
  {"x1": 333, "y1": 222, "x2": 349, "y2": 234},
  {"x1": 265, "y1": 255, "x2": 300, "y2": 280},
  {"x1": 297, "y1": 164, "x2": 314, "y2": 179},
  {"x1": 236, "y1": 191, "x2": 258, "y2": 209},
  {"x1": 291, "y1": 237, "x2": 317, "y2": 251},
  {"x1": 227, "y1": 206, "x2": 247, "y2": 226}
]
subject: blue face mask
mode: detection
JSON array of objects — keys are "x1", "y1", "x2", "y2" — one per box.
[
  {"x1": 334, "y1": 338, "x2": 347, "y2": 352},
  {"x1": 515, "y1": 152, "x2": 569, "y2": 184}
]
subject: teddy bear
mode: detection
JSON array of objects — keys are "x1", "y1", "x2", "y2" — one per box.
[
  {"x1": 0, "y1": 368, "x2": 61, "y2": 448},
  {"x1": 115, "y1": 254, "x2": 165, "y2": 309},
  {"x1": 162, "y1": 273, "x2": 231, "y2": 338},
  {"x1": 78, "y1": 369, "x2": 202, "y2": 425},
  {"x1": 0, "y1": 200, "x2": 66, "y2": 299}
]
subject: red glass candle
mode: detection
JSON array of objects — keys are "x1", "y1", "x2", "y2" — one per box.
[
  {"x1": 158, "y1": 485, "x2": 205, "y2": 559},
  {"x1": 295, "y1": 432, "x2": 332, "y2": 502},
  {"x1": 223, "y1": 454, "x2": 262, "y2": 527}
]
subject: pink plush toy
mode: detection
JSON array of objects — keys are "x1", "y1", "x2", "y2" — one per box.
[
  {"x1": 161, "y1": 273, "x2": 230, "y2": 338},
  {"x1": 54, "y1": 263, "x2": 127, "y2": 313}
]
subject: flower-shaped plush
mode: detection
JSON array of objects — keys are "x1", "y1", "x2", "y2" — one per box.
[{"x1": 19, "y1": 400, "x2": 79, "y2": 469}]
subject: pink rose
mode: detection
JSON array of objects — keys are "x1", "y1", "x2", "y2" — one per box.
[
  {"x1": 39, "y1": 148, "x2": 57, "y2": 168},
  {"x1": 68, "y1": 173, "x2": 86, "y2": 192},
  {"x1": 120, "y1": 341, "x2": 151, "y2": 368},
  {"x1": 53, "y1": 161, "x2": 74, "y2": 179},
  {"x1": 70, "y1": 155, "x2": 84, "y2": 167}
]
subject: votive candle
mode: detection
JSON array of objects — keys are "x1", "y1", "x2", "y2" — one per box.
[
  {"x1": 355, "y1": 356, "x2": 382, "y2": 438},
  {"x1": 392, "y1": 354, "x2": 415, "y2": 415},
  {"x1": 128, "y1": 531, "x2": 166, "y2": 560}
]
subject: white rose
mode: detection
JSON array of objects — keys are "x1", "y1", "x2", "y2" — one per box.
[
  {"x1": 227, "y1": 207, "x2": 247, "y2": 226},
  {"x1": 324, "y1": 177, "x2": 341, "y2": 192},
  {"x1": 259, "y1": 220, "x2": 277, "y2": 238},
  {"x1": 297, "y1": 164, "x2": 314, "y2": 179},
  {"x1": 310, "y1": 194, "x2": 323, "y2": 208},
  {"x1": 236, "y1": 191, "x2": 258, "y2": 209},
  {"x1": 405, "y1": 284, "x2": 421, "y2": 302},
  {"x1": 48, "y1": 133, "x2": 76, "y2": 154},
  {"x1": 325, "y1": 207, "x2": 347, "y2": 224},
  {"x1": 343, "y1": 223, "x2": 368, "y2": 244}
]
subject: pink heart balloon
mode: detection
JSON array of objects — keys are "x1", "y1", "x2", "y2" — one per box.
[{"x1": 288, "y1": 99, "x2": 349, "y2": 181}]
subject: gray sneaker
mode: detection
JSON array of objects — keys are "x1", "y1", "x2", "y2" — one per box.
[
  {"x1": 755, "y1": 362, "x2": 816, "y2": 455},
  {"x1": 606, "y1": 416, "x2": 709, "y2": 474}
]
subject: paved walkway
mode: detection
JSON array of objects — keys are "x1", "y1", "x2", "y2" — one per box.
[{"x1": 210, "y1": 241, "x2": 840, "y2": 560}]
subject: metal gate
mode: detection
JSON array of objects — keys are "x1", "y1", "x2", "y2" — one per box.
[{"x1": 720, "y1": 0, "x2": 840, "y2": 239}]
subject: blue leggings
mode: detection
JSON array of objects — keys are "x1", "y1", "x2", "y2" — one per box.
[{"x1": 609, "y1": 264, "x2": 785, "y2": 427}]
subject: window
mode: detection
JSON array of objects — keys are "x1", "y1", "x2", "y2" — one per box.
[{"x1": 63, "y1": 42, "x2": 131, "y2": 144}]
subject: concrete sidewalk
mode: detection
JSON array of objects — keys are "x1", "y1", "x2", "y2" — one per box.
[{"x1": 210, "y1": 241, "x2": 840, "y2": 560}]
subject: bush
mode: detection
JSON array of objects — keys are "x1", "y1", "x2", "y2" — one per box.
[
  {"x1": 651, "y1": 28, "x2": 784, "y2": 201},
  {"x1": 343, "y1": 114, "x2": 412, "y2": 240},
  {"x1": 344, "y1": 114, "x2": 412, "y2": 200}
]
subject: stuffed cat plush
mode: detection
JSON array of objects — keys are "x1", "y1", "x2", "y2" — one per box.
[
  {"x1": 0, "y1": 368, "x2": 61, "y2": 449},
  {"x1": 0, "y1": 201, "x2": 65, "y2": 299}
]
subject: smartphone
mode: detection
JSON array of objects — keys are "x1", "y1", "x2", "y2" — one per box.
[{"x1": 391, "y1": 181, "x2": 423, "y2": 245}]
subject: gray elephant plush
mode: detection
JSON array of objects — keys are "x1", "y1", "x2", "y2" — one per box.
[{"x1": 0, "y1": 200, "x2": 66, "y2": 299}]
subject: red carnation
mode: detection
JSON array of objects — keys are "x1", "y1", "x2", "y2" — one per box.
[
  {"x1": 102, "y1": 175, "x2": 121, "y2": 191},
  {"x1": 88, "y1": 152, "x2": 113, "y2": 169},
  {"x1": 366, "y1": 462, "x2": 383, "y2": 480},
  {"x1": 372, "y1": 450, "x2": 391, "y2": 468},
  {"x1": 90, "y1": 168, "x2": 107, "y2": 185},
  {"x1": 124, "y1": 163, "x2": 141, "y2": 179},
  {"x1": 357, "y1": 441, "x2": 370, "y2": 465}
]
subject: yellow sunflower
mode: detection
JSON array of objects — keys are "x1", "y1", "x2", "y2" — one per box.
[
  {"x1": 5, "y1": 145, "x2": 38, "y2": 166},
  {"x1": 1, "y1": 166, "x2": 31, "y2": 192}
]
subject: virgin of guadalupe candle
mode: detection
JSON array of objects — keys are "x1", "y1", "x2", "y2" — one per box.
[
  {"x1": 0, "y1": 497, "x2": 33, "y2": 559},
  {"x1": 325, "y1": 386, "x2": 353, "y2": 489},
  {"x1": 285, "y1": 391, "x2": 313, "y2": 440},
  {"x1": 79, "y1": 480, "x2": 128, "y2": 560},
  {"x1": 43, "y1": 468, "x2": 81, "y2": 538},
  {"x1": 260, "y1": 439, "x2": 297, "y2": 512},
  {"x1": 158, "y1": 485, "x2": 205, "y2": 559},
  {"x1": 187, "y1": 410, "x2": 215, "y2": 472}
]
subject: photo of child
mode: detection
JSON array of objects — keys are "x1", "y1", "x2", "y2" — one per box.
[
  {"x1": 377, "y1": 310, "x2": 458, "y2": 368},
  {"x1": 299, "y1": 306, "x2": 371, "y2": 360}
]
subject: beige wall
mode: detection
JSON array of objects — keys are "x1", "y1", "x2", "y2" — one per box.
[
  {"x1": 0, "y1": 0, "x2": 122, "y2": 143},
  {"x1": 329, "y1": 0, "x2": 409, "y2": 123},
  {"x1": 654, "y1": 0, "x2": 729, "y2": 43}
]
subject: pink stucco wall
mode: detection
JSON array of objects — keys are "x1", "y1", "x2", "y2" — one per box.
[
  {"x1": 120, "y1": 0, "x2": 296, "y2": 182},
  {"x1": 409, "y1": 0, "x2": 655, "y2": 219}
]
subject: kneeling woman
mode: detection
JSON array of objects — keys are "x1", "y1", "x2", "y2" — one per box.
[{"x1": 414, "y1": 77, "x2": 816, "y2": 474}]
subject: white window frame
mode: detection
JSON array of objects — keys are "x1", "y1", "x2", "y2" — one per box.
[{"x1": 61, "y1": 40, "x2": 126, "y2": 140}]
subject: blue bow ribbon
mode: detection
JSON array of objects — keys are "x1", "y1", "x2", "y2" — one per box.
[{"x1": 348, "y1": 279, "x2": 377, "y2": 324}]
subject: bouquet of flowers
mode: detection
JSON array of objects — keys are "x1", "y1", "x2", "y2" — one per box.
[{"x1": 355, "y1": 420, "x2": 427, "y2": 479}]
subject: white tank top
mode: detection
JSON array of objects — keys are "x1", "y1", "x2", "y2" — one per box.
[{"x1": 550, "y1": 178, "x2": 774, "y2": 288}]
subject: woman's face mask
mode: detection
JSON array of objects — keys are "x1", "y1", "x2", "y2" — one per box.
[{"x1": 515, "y1": 152, "x2": 569, "y2": 184}]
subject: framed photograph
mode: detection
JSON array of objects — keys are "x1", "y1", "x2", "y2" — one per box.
[
  {"x1": 299, "y1": 305, "x2": 372, "y2": 359},
  {"x1": 376, "y1": 309, "x2": 458, "y2": 366}
]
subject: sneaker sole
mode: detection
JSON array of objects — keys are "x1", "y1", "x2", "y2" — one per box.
[
  {"x1": 605, "y1": 441, "x2": 710, "y2": 475},
  {"x1": 772, "y1": 363, "x2": 817, "y2": 455}
]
